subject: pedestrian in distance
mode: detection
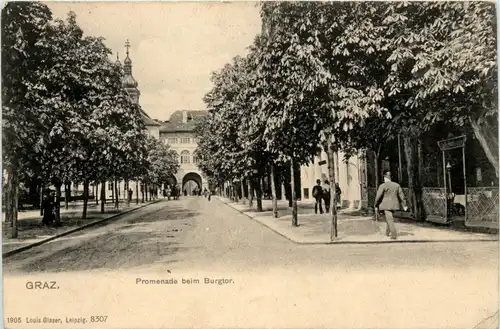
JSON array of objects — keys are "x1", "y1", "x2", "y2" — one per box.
[
  {"x1": 374, "y1": 170, "x2": 408, "y2": 240},
  {"x1": 127, "y1": 188, "x2": 133, "y2": 206},
  {"x1": 41, "y1": 190, "x2": 54, "y2": 226},
  {"x1": 312, "y1": 179, "x2": 324, "y2": 214},
  {"x1": 321, "y1": 179, "x2": 331, "y2": 213}
]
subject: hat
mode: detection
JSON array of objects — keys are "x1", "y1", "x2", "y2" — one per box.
[{"x1": 383, "y1": 170, "x2": 392, "y2": 179}]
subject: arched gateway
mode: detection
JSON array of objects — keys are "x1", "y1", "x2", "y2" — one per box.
[{"x1": 182, "y1": 172, "x2": 202, "y2": 195}]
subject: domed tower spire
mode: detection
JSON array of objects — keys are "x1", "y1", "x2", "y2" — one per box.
[
  {"x1": 122, "y1": 39, "x2": 140, "y2": 104},
  {"x1": 124, "y1": 39, "x2": 133, "y2": 75},
  {"x1": 115, "y1": 52, "x2": 121, "y2": 65}
]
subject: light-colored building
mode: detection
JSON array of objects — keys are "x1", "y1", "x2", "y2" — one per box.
[
  {"x1": 300, "y1": 150, "x2": 366, "y2": 209},
  {"x1": 159, "y1": 110, "x2": 208, "y2": 195}
]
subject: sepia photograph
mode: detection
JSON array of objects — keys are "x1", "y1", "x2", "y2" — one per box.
[{"x1": 1, "y1": 1, "x2": 499, "y2": 328}]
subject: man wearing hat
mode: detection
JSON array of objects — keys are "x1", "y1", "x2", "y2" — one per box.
[{"x1": 374, "y1": 170, "x2": 408, "y2": 240}]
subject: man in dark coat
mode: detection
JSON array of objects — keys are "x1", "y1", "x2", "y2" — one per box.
[
  {"x1": 312, "y1": 179, "x2": 323, "y2": 214},
  {"x1": 41, "y1": 190, "x2": 55, "y2": 226},
  {"x1": 374, "y1": 170, "x2": 408, "y2": 240}
]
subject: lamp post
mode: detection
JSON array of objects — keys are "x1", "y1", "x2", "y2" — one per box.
[{"x1": 446, "y1": 162, "x2": 452, "y2": 194}]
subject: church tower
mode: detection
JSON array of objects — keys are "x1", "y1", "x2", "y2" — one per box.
[{"x1": 122, "y1": 39, "x2": 141, "y2": 104}]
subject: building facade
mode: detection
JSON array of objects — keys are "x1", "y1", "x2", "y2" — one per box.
[
  {"x1": 96, "y1": 41, "x2": 206, "y2": 201},
  {"x1": 300, "y1": 150, "x2": 365, "y2": 209},
  {"x1": 159, "y1": 110, "x2": 208, "y2": 195}
]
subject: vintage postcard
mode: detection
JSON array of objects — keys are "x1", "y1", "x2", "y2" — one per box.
[{"x1": 2, "y1": 1, "x2": 499, "y2": 328}]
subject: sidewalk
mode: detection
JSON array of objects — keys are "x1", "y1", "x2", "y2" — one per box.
[
  {"x1": 218, "y1": 197, "x2": 498, "y2": 244},
  {"x1": 2, "y1": 199, "x2": 160, "y2": 255}
]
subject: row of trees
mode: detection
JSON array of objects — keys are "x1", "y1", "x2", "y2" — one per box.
[
  {"x1": 195, "y1": 2, "x2": 497, "y2": 240},
  {"x1": 2, "y1": 2, "x2": 179, "y2": 238}
]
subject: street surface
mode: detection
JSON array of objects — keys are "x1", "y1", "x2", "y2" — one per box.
[{"x1": 3, "y1": 197, "x2": 498, "y2": 329}]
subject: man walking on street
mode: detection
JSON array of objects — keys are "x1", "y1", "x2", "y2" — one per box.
[
  {"x1": 312, "y1": 179, "x2": 324, "y2": 214},
  {"x1": 374, "y1": 170, "x2": 408, "y2": 240}
]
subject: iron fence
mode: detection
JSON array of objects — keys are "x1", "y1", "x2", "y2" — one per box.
[{"x1": 466, "y1": 187, "x2": 499, "y2": 228}]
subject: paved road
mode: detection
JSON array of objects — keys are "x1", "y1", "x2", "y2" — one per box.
[{"x1": 3, "y1": 196, "x2": 498, "y2": 328}]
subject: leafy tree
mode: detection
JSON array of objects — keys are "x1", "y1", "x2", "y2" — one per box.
[
  {"x1": 2, "y1": 1, "x2": 53, "y2": 237},
  {"x1": 141, "y1": 136, "x2": 180, "y2": 189}
]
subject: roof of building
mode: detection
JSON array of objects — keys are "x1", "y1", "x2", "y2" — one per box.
[
  {"x1": 140, "y1": 109, "x2": 162, "y2": 126},
  {"x1": 159, "y1": 110, "x2": 207, "y2": 133}
]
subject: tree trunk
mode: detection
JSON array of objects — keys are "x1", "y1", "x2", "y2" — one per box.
[
  {"x1": 100, "y1": 180, "x2": 105, "y2": 213},
  {"x1": 248, "y1": 179, "x2": 253, "y2": 207},
  {"x1": 55, "y1": 182, "x2": 62, "y2": 226},
  {"x1": 5, "y1": 170, "x2": 12, "y2": 230},
  {"x1": 255, "y1": 177, "x2": 263, "y2": 212},
  {"x1": 270, "y1": 163, "x2": 278, "y2": 218},
  {"x1": 141, "y1": 183, "x2": 145, "y2": 203},
  {"x1": 95, "y1": 183, "x2": 99, "y2": 205},
  {"x1": 39, "y1": 183, "x2": 44, "y2": 216},
  {"x1": 6, "y1": 163, "x2": 19, "y2": 238},
  {"x1": 470, "y1": 119, "x2": 499, "y2": 177},
  {"x1": 326, "y1": 141, "x2": 338, "y2": 239},
  {"x1": 290, "y1": 159, "x2": 298, "y2": 226},
  {"x1": 114, "y1": 179, "x2": 119, "y2": 209},
  {"x1": 240, "y1": 178, "x2": 245, "y2": 203},
  {"x1": 374, "y1": 146, "x2": 381, "y2": 188},
  {"x1": 403, "y1": 134, "x2": 422, "y2": 220},
  {"x1": 12, "y1": 174, "x2": 19, "y2": 236},
  {"x1": 136, "y1": 180, "x2": 139, "y2": 204},
  {"x1": 240, "y1": 180, "x2": 245, "y2": 202},
  {"x1": 82, "y1": 179, "x2": 89, "y2": 220}
]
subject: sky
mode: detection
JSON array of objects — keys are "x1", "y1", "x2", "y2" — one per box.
[{"x1": 47, "y1": 2, "x2": 262, "y2": 121}]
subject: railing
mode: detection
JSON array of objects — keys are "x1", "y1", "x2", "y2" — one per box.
[
  {"x1": 367, "y1": 185, "x2": 498, "y2": 228},
  {"x1": 421, "y1": 187, "x2": 447, "y2": 220},
  {"x1": 466, "y1": 187, "x2": 499, "y2": 228}
]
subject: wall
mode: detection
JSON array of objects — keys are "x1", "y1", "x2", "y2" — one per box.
[{"x1": 300, "y1": 149, "x2": 362, "y2": 209}]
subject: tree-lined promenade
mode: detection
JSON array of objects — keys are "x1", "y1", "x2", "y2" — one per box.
[
  {"x1": 194, "y1": 2, "x2": 497, "y2": 240},
  {"x1": 2, "y1": 2, "x2": 179, "y2": 238}
]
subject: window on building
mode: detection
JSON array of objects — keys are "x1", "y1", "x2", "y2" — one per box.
[
  {"x1": 193, "y1": 155, "x2": 199, "y2": 164},
  {"x1": 181, "y1": 137, "x2": 190, "y2": 144},
  {"x1": 181, "y1": 150, "x2": 190, "y2": 164}
]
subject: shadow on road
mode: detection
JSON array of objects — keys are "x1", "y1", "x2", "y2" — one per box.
[{"x1": 6, "y1": 201, "x2": 203, "y2": 273}]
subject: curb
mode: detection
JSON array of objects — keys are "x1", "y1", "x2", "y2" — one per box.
[
  {"x1": 216, "y1": 197, "x2": 498, "y2": 245},
  {"x1": 2, "y1": 199, "x2": 163, "y2": 258}
]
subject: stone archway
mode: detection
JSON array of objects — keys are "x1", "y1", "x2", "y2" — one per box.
[{"x1": 182, "y1": 172, "x2": 202, "y2": 196}]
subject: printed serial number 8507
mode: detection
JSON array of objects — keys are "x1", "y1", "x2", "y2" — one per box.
[{"x1": 90, "y1": 316, "x2": 108, "y2": 322}]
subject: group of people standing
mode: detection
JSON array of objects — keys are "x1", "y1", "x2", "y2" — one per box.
[
  {"x1": 312, "y1": 179, "x2": 341, "y2": 214},
  {"x1": 163, "y1": 185, "x2": 180, "y2": 200},
  {"x1": 162, "y1": 185, "x2": 213, "y2": 200}
]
